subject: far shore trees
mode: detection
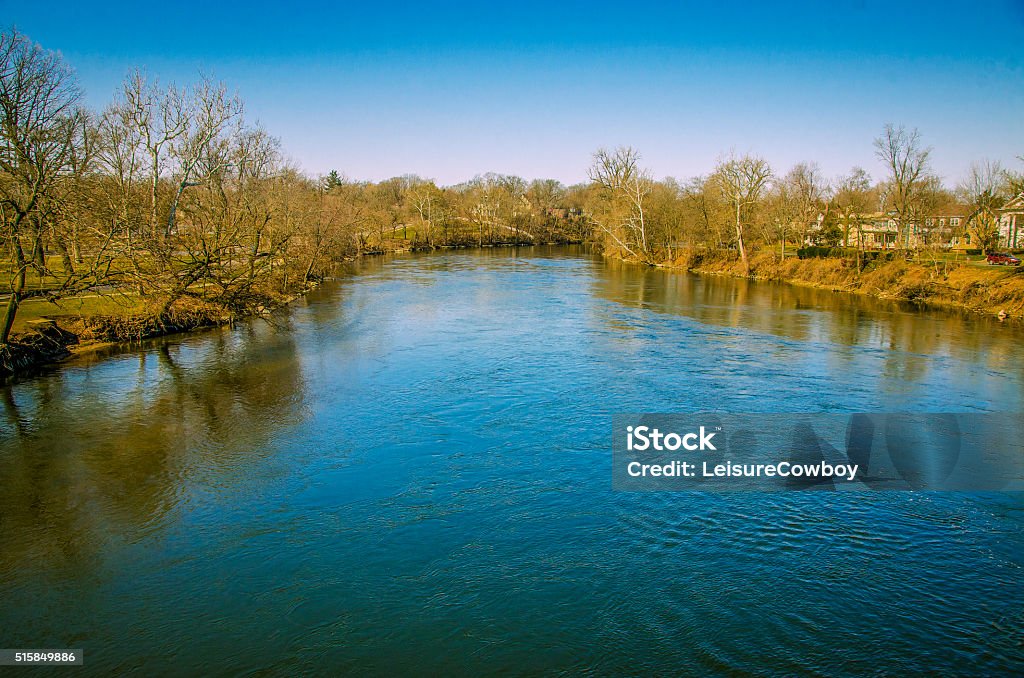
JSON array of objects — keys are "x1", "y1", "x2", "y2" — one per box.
[
  {"x1": 834, "y1": 167, "x2": 875, "y2": 266},
  {"x1": 681, "y1": 176, "x2": 730, "y2": 249},
  {"x1": 957, "y1": 159, "x2": 1006, "y2": 253},
  {"x1": 713, "y1": 154, "x2": 773, "y2": 273},
  {"x1": 783, "y1": 162, "x2": 829, "y2": 247},
  {"x1": 874, "y1": 124, "x2": 932, "y2": 250},
  {"x1": 587, "y1": 146, "x2": 655, "y2": 263}
]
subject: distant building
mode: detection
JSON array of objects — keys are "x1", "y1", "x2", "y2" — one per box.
[
  {"x1": 997, "y1": 193, "x2": 1024, "y2": 249},
  {"x1": 841, "y1": 212, "x2": 907, "y2": 249},
  {"x1": 927, "y1": 208, "x2": 970, "y2": 250},
  {"x1": 843, "y1": 207, "x2": 969, "y2": 250},
  {"x1": 847, "y1": 213, "x2": 899, "y2": 248}
]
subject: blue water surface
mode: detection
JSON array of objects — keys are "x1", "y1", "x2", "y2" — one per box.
[{"x1": 1, "y1": 247, "x2": 1021, "y2": 675}]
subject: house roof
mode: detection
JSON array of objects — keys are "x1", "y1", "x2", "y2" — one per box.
[
  {"x1": 999, "y1": 192, "x2": 1024, "y2": 214},
  {"x1": 930, "y1": 204, "x2": 970, "y2": 218}
]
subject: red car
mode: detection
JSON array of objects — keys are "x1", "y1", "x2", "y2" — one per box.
[{"x1": 986, "y1": 252, "x2": 1022, "y2": 266}]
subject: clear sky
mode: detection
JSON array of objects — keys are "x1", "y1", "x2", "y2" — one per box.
[{"x1": 2, "y1": 1, "x2": 1022, "y2": 186}]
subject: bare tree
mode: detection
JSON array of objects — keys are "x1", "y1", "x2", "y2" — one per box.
[
  {"x1": 874, "y1": 124, "x2": 931, "y2": 249},
  {"x1": 834, "y1": 167, "x2": 874, "y2": 266},
  {"x1": 957, "y1": 159, "x2": 1005, "y2": 253},
  {"x1": 50, "y1": 108, "x2": 99, "y2": 272},
  {"x1": 408, "y1": 179, "x2": 440, "y2": 246},
  {"x1": 587, "y1": 146, "x2": 654, "y2": 262},
  {"x1": 0, "y1": 29, "x2": 82, "y2": 344},
  {"x1": 713, "y1": 153, "x2": 773, "y2": 272},
  {"x1": 766, "y1": 181, "x2": 798, "y2": 259},
  {"x1": 527, "y1": 179, "x2": 565, "y2": 214},
  {"x1": 120, "y1": 71, "x2": 188, "y2": 240},
  {"x1": 1004, "y1": 156, "x2": 1024, "y2": 196},
  {"x1": 912, "y1": 175, "x2": 950, "y2": 268},
  {"x1": 783, "y1": 162, "x2": 829, "y2": 245},
  {"x1": 165, "y1": 78, "x2": 243, "y2": 238},
  {"x1": 680, "y1": 176, "x2": 729, "y2": 249}
]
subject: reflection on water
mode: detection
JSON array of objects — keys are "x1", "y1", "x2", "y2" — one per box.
[
  {"x1": 591, "y1": 256, "x2": 1024, "y2": 411},
  {"x1": 0, "y1": 246, "x2": 1022, "y2": 675},
  {"x1": 595, "y1": 257, "x2": 1024, "y2": 389},
  {"x1": 0, "y1": 324, "x2": 305, "y2": 577}
]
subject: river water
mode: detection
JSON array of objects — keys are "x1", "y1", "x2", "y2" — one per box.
[{"x1": 1, "y1": 246, "x2": 1022, "y2": 675}]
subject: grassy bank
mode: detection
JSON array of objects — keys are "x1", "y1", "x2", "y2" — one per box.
[
  {"x1": 640, "y1": 248, "x2": 1024, "y2": 321},
  {"x1": 0, "y1": 282, "x2": 321, "y2": 379}
]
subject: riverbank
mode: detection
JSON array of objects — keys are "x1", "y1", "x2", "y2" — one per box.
[
  {"x1": 0, "y1": 241, "x2": 581, "y2": 379},
  {"x1": 0, "y1": 281, "x2": 322, "y2": 380},
  {"x1": 622, "y1": 248, "x2": 1024, "y2": 322},
  {"x1": 360, "y1": 238, "x2": 583, "y2": 255}
]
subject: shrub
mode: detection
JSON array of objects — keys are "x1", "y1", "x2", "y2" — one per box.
[
  {"x1": 796, "y1": 246, "x2": 834, "y2": 259},
  {"x1": 797, "y1": 246, "x2": 880, "y2": 261}
]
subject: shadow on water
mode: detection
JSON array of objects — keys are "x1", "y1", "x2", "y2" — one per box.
[
  {"x1": 592, "y1": 256, "x2": 1024, "y2": 387},
  {"x1": 0, "y1": 319, "x2": 307, "y2": 579}
]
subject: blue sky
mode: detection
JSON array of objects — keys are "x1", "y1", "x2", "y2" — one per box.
[{"x1": 3, "y1": 1, "x2": 1022, "y2": 186}]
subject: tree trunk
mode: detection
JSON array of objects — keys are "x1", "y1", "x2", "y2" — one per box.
[
  {"x1": 0, "y1": 234, "x2": 27, "y2": 346},
  {"x1": 0, "y1": 292, "x2": 20, "y2": 345},
  {"x1": 56, "y1": 238, "x2": 76, "y2": 276},
  {"x1": 31, "y1": 236, "x2": 45, "y2": 271},
  {"x1": 735, "y1": 202, "x2": 749, "y2": 273},
  {"x1": 303, "y1": 256, "x2": 317, "y2": 286},
  {"x1": 150, "y1": 158, "x2": 160, "y2": 240},
  {"x1": 72, "y1": 220, "x2": 83, "y2": 263}
]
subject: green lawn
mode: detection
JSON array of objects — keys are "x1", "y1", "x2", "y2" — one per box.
[{"x1": 9, "y1": 293, "x2": 145, "y2": 335}]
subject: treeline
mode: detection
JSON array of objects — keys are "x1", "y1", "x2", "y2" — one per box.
[
  {"x1": 316, "y1": 170, "x2": 590, "y2": 252},
  {"x1": 583, "y1": 141, "x2": 1023, "y2": 272},
  {"x1": 0, "y1": 29, "x2": 586, "y2": 351},
  {"x1": 3, "y1": 27, "x2": 1023, "y2": 353}
]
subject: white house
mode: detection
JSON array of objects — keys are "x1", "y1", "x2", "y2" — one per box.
[{"x1": 998, "y1": 193, "x2": 1024, "y2": 249}]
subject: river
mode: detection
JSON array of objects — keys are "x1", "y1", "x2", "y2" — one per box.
[{"x1": 1, "y1": 246, "x2": 1021, "y2": 675}]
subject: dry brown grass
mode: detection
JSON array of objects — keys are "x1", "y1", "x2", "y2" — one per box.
[
  {"x1": 651, "y1": 247, "x2": 1024, "y2": 321},
  {"x1": 64, "y1": 297, "x2": 233, "y2": 343}
]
